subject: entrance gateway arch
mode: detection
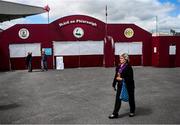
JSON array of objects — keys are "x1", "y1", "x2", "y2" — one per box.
[{"x1": 1, "y1": 15, "x2": 152, "y2": 70}]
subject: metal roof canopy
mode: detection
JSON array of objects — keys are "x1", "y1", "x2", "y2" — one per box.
[{"x1": 0, "y1": 0, "x2": 46, "y2": 22}]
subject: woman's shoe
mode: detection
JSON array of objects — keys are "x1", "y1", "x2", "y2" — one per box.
[
  {"x1": 108, "y1": 114, "x2": 118, "y2": 119},
  {"x1": 129, "y1": 113, "x2": 135, "y2": 117}
]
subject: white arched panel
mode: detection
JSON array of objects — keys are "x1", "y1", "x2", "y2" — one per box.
[
  {"x1": 24, "y1": 43, "x2": 41, "y2": 56},
  {"x1": 53, "y1": 42, "x2": 79, "y2": 56},
  {"x1": 115, "y1": 43, "x2": 129, "y2": 55},
  {"x1": 9, "y1": 43, "x2": 41, "y2": 58},
  {"x1": 129, "y1": 42, "x2": 142, "y2": 55},
  {"x1": 9, "y1": 44, "x2": 26, "y2": 57},
  {"x1": 115, "y1": 42, "x2": 142, "y2": 55},
  {"x1": 79, "y1": 41, "x2": 103, "y2": 55},
  {"x1": 53, "y1": 41, "x2": 104, "y2": 56}
]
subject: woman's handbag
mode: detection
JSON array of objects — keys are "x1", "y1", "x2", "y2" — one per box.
[{"x1": 120, "y1": 80, "x2": 129, "y2": 102}]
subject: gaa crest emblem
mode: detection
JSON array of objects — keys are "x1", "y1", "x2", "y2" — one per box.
[
  {"x1": 18, "y1": 28, "x2": 29, "y2": 39},
  {"x1": 124, "y1": 28, "x2": 134, "y2": 38},
  {"x1": 73, "y1": 27, "x2": 84, "y2": 38}
]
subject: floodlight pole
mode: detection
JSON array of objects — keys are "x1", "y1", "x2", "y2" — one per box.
[{"x1": 156, "y1": 16, "x2": 158, "y2": 35}]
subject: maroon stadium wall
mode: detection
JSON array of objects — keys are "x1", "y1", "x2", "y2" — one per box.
[
  {"x1": 107, "y1": 24, "x2": 152, "y2": 66},
  {"x1": 152, "y1": 36, "x2": 180, "y2": 67}
]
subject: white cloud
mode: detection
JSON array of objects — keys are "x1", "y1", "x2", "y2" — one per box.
[{"x1": 1, "y1": 0, "x2": 180, "y2": 33}]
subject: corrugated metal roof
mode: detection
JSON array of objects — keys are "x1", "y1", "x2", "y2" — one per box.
[{"x1": 0, "y1": 0, "x2": 46, "y2": 22}]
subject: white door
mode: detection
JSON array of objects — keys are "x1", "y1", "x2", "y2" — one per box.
[{"x1": 169, "y1": 45, "x2": 176, "y2": 55}]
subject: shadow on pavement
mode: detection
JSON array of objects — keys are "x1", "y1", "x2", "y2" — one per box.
[
  {"x1": 0, "y1": 103, "x2": 20, "y2": 111},
  {"x1": 117, "y1": 107, "x2": 152, "y2": 118},
  {"x1": 118, "y1": 112, "x2": 129, "y2": 118},
  {"x1": 136, "y1": 107, "x2": 153, "y2": 116}
]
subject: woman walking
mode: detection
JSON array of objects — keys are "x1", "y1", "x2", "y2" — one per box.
[{"x1": 109, "y1": 53, "x2": 135, "y2": 119}]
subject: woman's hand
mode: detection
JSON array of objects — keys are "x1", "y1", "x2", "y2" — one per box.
[{"x1": 116, "y1": 76, "x2": 122, "y2": 81}]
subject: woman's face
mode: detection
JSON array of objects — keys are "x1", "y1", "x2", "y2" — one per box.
[{"x1": 119, "y1": 56, "x2": 126, "y2": 64}]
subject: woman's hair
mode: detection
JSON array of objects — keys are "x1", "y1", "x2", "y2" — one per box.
[{"x1": 121, "y1": 53, "x2": 130, "y2": 63}]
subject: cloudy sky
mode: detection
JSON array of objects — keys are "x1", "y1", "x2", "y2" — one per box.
[{"x1": 1, "y1": 0, "x2": 180, "y2": 33}]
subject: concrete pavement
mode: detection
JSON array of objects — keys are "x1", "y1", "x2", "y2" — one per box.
[{"x1": 0, "y1": 67, "x2": 180, "y2": 124}]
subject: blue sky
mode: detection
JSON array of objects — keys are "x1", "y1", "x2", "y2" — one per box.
[
  {"x1": 160, "y1": 0, "x2": 180, "y2": 4},
  {"x1": 1, "y1": 0, "x2": 180, "y2": 33},
  {"x1": 159, "y1": 0, "x2": 180, "y2": 16}
]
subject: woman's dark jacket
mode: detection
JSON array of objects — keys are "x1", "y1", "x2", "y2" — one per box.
[
  {"x1": 26, "y1": 54, "x2": 32, "y2": 64},
  {"x1": 112, "y1": 63, "x2": 135, "y2": 90}
]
